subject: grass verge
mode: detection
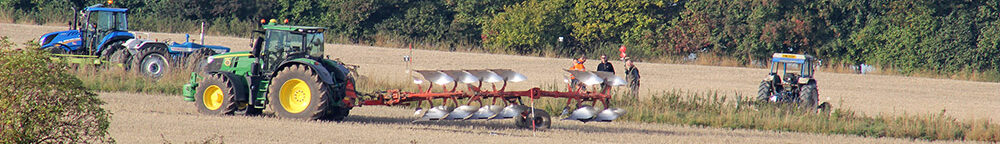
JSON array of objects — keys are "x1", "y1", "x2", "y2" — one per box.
[
  {"x1": 360, "y1": 79, "x2": 1000, "y2": 142},
  {"x1": 605, "y1": 91, "x2": 1000, "y2": 142},
  {"x1": 68, "y1": 66, "x2": 190, "y2": 95}
]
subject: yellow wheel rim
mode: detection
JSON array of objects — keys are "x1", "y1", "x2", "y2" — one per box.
[
  {"x1": 279, "y1": 78, "x2": 311, "y2": 114},
  {"x1": 202, "y1": 85, "x2": 224, "y2": 110}
]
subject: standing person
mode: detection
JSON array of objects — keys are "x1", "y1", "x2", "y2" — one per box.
[
  {"x1": 568, "y1": 56, "x2": 587, "y2": 90},
  {"x1": 624, "y1": 58, "x2": 640, "y2": 96},
  {"x1": 569, "y1": 56, "x2": 586, "y2": 71},
  {"x1": 596, "y1": 54, "x2": 615, "y2": 74}
]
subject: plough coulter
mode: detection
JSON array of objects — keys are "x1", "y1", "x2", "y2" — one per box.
[{"x1": 356, "y1": 69, "x2": 627, "y2": 129}]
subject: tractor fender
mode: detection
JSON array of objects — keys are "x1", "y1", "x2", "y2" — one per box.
[
  {"x1": 797, "y1": 78, "x2": 814, "y2": 85},
  {"x1": 96, "y1": 32, "x2": 134, "y2": 53},
  {"x1": 122, "y1": 39, "x2": 167, "y2": 54},
  {"x1": 274, "y1": 59, "x2": 337, "y2": 85},
  {"x1": 136, "y1": 42, "x2": 169, "y2": 55},
  {"x1": 206, "y1": 71, "x2": 250, "y2": 102}
]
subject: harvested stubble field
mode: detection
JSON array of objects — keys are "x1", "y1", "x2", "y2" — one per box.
[
  {"x1": 103, "y1": 92, "x2": 964, "y2": 143},
  {"x1": 3, "y1": 23, "x2": 998, "y2": 143}
]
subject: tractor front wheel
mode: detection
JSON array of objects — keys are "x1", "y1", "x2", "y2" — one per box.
[
  {"x1": 757, "y1": 81, "x2": 772, "y2": 102},
  {"x1": 268, "y1": 65, "x2": 332, "y2": 120},
  {"x1": 133, "y1": 45, "x2": 170, "y2": 78},
  {"x1": 194, "y1": 74, "x2": 241, "y2": 115}
]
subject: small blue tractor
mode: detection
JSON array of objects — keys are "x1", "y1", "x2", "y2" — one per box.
[
  {"x1": 38, "y1": 4, "x2": 230, "y2": 77},
  {"x1": 757, "y1": 53, "x2": 830, "y2": 110},
  {"x1": 121, "y1": 34, "x2": 230, "y2": 77}
]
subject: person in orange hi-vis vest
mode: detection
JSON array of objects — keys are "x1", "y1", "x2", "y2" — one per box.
[{"x1": 568, "y1": 56, "x2": 587, "y2": 90}]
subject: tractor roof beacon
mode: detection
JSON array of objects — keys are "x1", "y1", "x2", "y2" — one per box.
[
  {"x1": 757, "y1": 53, "x2": 829, "y2": 110},
  {"x1": 183, "y1": 22, "x2": 357, "y2": 121}
]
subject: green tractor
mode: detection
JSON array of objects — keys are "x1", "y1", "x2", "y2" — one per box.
[
  {"x1": 182, "y1": 23, "x2": 357, "y2": 120},
  {"x1": 757, "y1": 53, "x2": 828, "y2": 110}
]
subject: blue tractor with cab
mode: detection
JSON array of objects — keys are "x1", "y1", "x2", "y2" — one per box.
[{"x1": 38, "y1": 4, "x2": 230, "y2": 77}]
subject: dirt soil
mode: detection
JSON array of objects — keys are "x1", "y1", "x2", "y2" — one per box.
[
  {"x1": 102, "y1": 92, "x2": 968, "y2": 143},
  {"x1": 3, "y1": 23, "x2": 997, "y2": 143}
]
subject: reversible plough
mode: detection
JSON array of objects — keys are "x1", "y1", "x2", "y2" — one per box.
[
  {"x1": 184, "y1": 23, "x2": 625, "y2": 130},
  {"x1": 355, "y1": 69, "x2": 627, "y2": 129}
]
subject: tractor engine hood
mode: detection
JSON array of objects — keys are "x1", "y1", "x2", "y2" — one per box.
[{"x1": 39, "y1": 30, "x2": 82, "y2": 47}]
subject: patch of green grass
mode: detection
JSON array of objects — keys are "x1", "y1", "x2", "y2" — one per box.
[
  {"x1": 68, "y1": 65, "x2": 191, "y2": 95},
  {"x1": 600, "y1": 90, "x2": 1000, "y2": 142}
]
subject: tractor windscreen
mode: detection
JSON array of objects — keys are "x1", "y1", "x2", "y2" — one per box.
[
  {"x1": 115, "y1": 12, "x2": 127, "y2": 31},
  {"x1": 305, "y1": 33, "x2": 324, "y2": 57},
  {"x1": 90, "y1": 11, "x2": 126, "y2": 31},
  {"x1": 775, "y1": 63, "x2": 803, "y2": 74}
]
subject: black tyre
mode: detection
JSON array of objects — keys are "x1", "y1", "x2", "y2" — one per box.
[
  {"x1": 268, "y1": 65, "x2": 333, "y2": 120},
  {"x1": 321, "y1": 77, "x2": 356, "y2": 121},
  {"x1": 186, "y1": 48, "x2": 217, "y2": 69},
  {"x1": 133, "y1": 45, "x2": 170, "y2": 78},
  {"x1": 101, "y1": 41, "x2": 126, "y2": 61},
  {"x1": 757, "y1": 81, "x2": 772, "y2": 102},
  {"x1": 798, "y1": 83, "x2": 819, "y2": 108},
  {"x1": 106, "y1": 42, "x2": 132, "y2": 70},
  {"x1": 515, "y1": 109, "x2": 551, "y2": 129},
  {"x1": 194, "y1": 74, "x2": 240, "y2": 115},
  {"x1": 42, "y1": 45, "x2": 67, "y2": 54}
]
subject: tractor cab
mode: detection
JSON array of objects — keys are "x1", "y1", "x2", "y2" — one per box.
[
  {"x1": 767, "y1": 53, "x2": 816, "y2": 89},
  {"x1": 254, "y1": 24, "x2": 327, "y2": 74},
  {"x1": 79, "y1": 6, "x2": 128, "y2": 54},
  {"x1": 758, "y1": 53, "x2": 822, "y2": 108}
]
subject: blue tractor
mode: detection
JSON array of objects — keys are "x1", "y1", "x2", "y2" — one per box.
[
  {"x1": 38, "y1": 4, "x2": 133, "y2": 60},
  {"x1": 38, "y1": 4, "x2": 230, "y2": 77}
]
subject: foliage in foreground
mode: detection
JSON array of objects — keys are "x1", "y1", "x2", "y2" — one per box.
[{"x1": 0, "y1": 38, "x2": 113, "y2": 143}]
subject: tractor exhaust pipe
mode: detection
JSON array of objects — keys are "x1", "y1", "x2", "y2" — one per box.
[{"x1": 200, "y1": 22, "x2": 205, "y2": 44}]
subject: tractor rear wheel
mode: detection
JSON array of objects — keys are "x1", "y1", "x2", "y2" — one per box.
[
  {"x1": 268, "y1": 65, "x2": 332, "y2": 120},
  {"x1": 101, "y1": 41, "x2": 126, "y2": 61},
  {"x1": 757, "y1": 81, "x2": 772, "y2": 102},
  {"x1": 798, "y1": 83, "x2": 819, "y2": 108},
  {"x1": 133, "y1": 45, "x2": 170, "y2": 78},
  {"x1": 194, "y1": 74, "x2": 240, "y2": 115},
  {"x1": 187, "y1": 48, "x2": 217, "y2": 70},
  {"x1": 515, "y1": 109, "x2": 551, "y2": 129}
]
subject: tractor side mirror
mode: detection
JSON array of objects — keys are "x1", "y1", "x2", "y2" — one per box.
[{"x1": 251, "y1": 37, "x2": 264, "y2": 57}]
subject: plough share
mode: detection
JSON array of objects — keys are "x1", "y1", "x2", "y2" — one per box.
[{"x1": 354, "y1": 69, "x2": 627, "y2": 129}]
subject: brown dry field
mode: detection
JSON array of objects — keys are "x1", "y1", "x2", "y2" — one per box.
[
  {"x1": 2, "y1": 23, "x2": 998, "y2": 143},
  {"x1": 102, "y1": 92, "x2": 970, "y2": 143}
]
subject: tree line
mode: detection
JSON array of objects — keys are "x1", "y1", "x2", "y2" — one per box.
[{"x1": 2, "y1": 0, "x2": 998, "y2": 76}]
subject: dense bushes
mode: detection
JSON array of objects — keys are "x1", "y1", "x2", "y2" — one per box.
[
  {"x1": 0, "y1": 37, "x2": 113, "y2": 143},
  {"x1": 2, "y1": 0, "x2": 998, "y2": 80}
]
